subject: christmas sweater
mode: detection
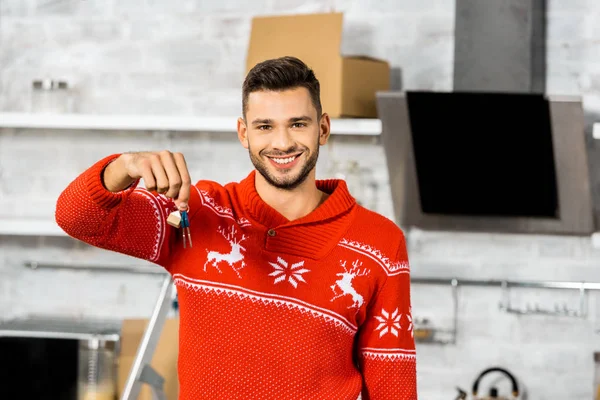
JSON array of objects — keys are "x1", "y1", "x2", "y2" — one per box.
[{"x1": 55, "y1": 154, "x2": 418, "y2": 400}]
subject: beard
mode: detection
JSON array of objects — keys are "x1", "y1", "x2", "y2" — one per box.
[{"x1": 248, "y1": 140, "x2": 319, "y2": 190}]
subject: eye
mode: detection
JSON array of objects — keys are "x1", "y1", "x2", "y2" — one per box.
[
  {"x1": 257, "y1": 125, "x2": 271, "y2": 131},
  {"x1": 292, "y1": 122, "x2": 306, "y2": 128}
]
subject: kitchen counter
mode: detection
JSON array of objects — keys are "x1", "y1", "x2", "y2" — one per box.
[{"x1": 0, "y1": 315, "x2": 121, "y2": 342}]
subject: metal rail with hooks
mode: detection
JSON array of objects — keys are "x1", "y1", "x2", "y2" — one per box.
[
  {"x1": 411, "y1": 276, "x2": 600, "y2": 291},
  {"x1": 411, "y1": 276, "x2": 600, "y2": 320}
]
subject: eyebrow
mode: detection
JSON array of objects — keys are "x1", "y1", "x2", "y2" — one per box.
[
  {"x1": 251, "y1": 116, "x2": 313, "y2": 125},
  {"x1": 251, "y1": 118, "x2": 273, "y2": 125},
  {"x1": 289, "y1": 116, "x2": 313, "y2": 123}
]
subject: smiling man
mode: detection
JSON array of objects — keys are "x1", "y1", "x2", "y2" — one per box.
[
  {"x1": 56, "y1": 56, "x2": 417, "y2": 399},
  {"x1": 244, "y1": 89, "x2": 321, "y2": 190}
]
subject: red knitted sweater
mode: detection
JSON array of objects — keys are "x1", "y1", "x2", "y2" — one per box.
[{"x1": 55, "y1": 154, "x2": 418, "y2": 400}]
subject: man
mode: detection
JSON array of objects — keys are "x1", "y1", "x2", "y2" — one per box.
[{"x1": 56, "y1": 56, "x2": 417, "y2": 399}]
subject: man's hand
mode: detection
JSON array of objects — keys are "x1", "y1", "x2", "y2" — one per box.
[{"x1": 103, "y1": 151, "x2": 192, "y2": 210}]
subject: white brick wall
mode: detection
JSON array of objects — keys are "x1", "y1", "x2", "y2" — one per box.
[{"x1": 1, "y1": 0, "x2": 600, "y2": 399}]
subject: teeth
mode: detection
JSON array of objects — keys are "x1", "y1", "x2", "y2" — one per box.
[{"x1": 272, "y1": 156, "x2": 295, "y2": 164}]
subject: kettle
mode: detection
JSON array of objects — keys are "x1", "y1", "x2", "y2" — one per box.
[{"x1": 456, "y1": 367, "x2": 520, "y2": 400}]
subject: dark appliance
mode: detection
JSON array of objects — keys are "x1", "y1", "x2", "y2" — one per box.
[{"x1": 377, "y1": 91, "x2": 594, "y2": 235}]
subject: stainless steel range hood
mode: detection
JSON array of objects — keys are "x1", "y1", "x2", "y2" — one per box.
[{"x1": 377, "y1": 92, "x2": 595, "y2": 235}]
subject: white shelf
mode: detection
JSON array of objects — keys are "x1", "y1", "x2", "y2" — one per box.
[
  {"x1": 0, "y1": 112, "x2": 381, "y2": 136},
  {"x1": 593, "y1": 123, "x2": 600, "y2": 139},
  {"x1": 0, "y1": 218, "x2": 67, "y2": 237}
]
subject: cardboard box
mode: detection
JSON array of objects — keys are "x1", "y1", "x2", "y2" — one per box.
[
  {"x1": 246, "y1": 12, "x2": 390, "y2": 118},
  {"x1": 117, "y1": 318, "x2": 180, "y2": 400}
]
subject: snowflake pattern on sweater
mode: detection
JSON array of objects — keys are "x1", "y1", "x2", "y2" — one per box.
[
  {"x1": 55, "y1": 155, "x2": 417, "y2": 400},
  {"x1": 268, "y1": 257, "x2": 310, "y2": 288}
]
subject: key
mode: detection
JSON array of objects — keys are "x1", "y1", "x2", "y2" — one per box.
[
  {"x1": 181, "y1": 209, "x2": 192, "y2": 249},
  {"x1": 167, "y1": 209, "x2": 192, "y2": 249}
]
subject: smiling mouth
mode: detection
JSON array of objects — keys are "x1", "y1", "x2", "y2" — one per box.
[{"x1": 266, "y1": 153, "x2": 302, "y2": 168}]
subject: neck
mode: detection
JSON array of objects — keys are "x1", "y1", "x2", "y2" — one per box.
[{"x1": 254, "y1": 170, "x2": 328, "y2": 221}]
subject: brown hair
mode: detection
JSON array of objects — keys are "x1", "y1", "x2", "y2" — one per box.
[{"x1": 242, "y1": 56, "x2": 322, "y2": 119}]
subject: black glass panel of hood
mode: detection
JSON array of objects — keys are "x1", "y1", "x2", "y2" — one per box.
[{"x1": 405, "y1": 91, "x2": 558, "y2": 218}]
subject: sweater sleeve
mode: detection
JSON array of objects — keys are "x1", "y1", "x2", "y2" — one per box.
[
  {"x1": 55, "y1": 154, "x2": 182, "y2": 268},
  {"x1": 357, "y1": 235, "x2": 417, "y2": 399}
]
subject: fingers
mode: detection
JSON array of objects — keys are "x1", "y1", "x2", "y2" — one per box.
[
  {"x1": 150, "y1": 153, "x2": 170, "y2": 194},
  {"x1": 136, "y1": 156, "x2": 157, "y2": 193},
  {"x1": 173, "y1": 152, "x2": 192, "y2": 210},
  {"x1": 159, "y1": 150, "x2": 182, "y2": 199},
  {"x1": 132, "y1": 151, "x2": 191, "y2": 209}
]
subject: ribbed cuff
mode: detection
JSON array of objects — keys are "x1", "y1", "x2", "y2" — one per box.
[{"x1": 85, "y1": 154, "x2": 140, "y2": 209}]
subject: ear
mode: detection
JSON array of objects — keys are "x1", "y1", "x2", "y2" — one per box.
[
  {"x1": 237, "y1": 117, "x2": 249, "y2": 149},
  {"x1": 318, "y1": 113, "x2": 331, "y2": 146}
]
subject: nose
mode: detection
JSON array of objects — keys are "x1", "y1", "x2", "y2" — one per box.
[{"x1": 271, "y1": 126, "x2": 294, "y2": 151}]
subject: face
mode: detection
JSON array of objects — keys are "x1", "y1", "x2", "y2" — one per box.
[{"x1": 237, "y1": 87, "x2": 330, "y2": 190}]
